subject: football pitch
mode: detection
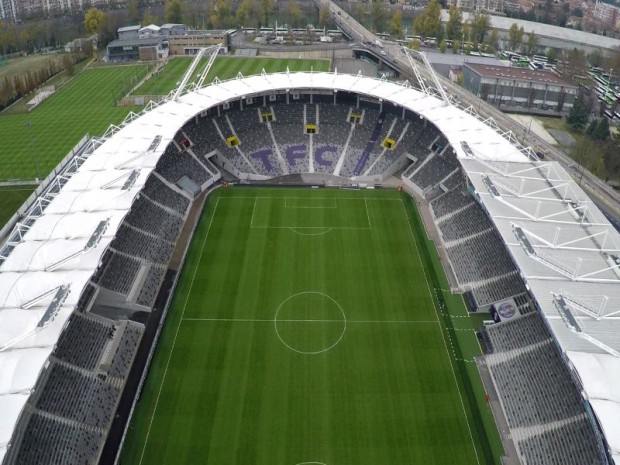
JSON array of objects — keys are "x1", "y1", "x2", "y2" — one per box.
[
  {"x1": 122, "y1": 187, "x2": 500, "y2": 465},
  {"x1": 133, "y1": 56, "x2": 331, "y2": 96}
]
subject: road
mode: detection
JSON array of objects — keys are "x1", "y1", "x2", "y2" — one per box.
[{"x1": 319, "y1": 0, "x2": 620, "y2": 218}]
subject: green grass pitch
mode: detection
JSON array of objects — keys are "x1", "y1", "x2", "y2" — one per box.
[
  {"x1": 0, "y1": 186, "x2": 34, "y2": 226},
  {"x1": 0, "y1": 65, "x2": 150, "y2": 181},
  {"x1": 121, "y1": 187, "x2": 501, "y2": 465},
  {"x1": 133, "y1": 56, "x2": 331, "y2": 96}
]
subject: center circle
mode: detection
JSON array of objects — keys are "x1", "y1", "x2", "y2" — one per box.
[{"x1": 274, "y1": 291, "x2": 346, "y2": 355}]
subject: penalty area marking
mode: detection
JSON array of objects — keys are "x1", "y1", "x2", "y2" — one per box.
[
  {"x1": 289, "y1": 227, "x2": 333, "y2": 236},
  {"x1": 284, "y1": 197, "x2": 337, "y2": 209},
  {"x1": 274, "y1": 291, "x2": 347, "y2": 355},
  {"x1": 249, "y1": 197, "x2": 372, "y2": 231}
]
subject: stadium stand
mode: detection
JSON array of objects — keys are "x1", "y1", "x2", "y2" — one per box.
[
  {"x1": 155, "y1": 143, "x2": 214, "y2": 188},
  {"x1": 136, "y1": 265, "x2": 167, "y2": 308},
  {"x1": 108, "y1": 322, "x2": 145, "y2": 379},
  {"x1": 142, "y1": 174, "x2": 191, "y2": 215},
  {"x1": 34, "y1": 363, "x2": 121, "y2": 428},
  {"x1": 92, "y1": 250, "x2": 141, "y2": 296},
  {"x1": 112, "y1": 224, "x2": 175, "y2": 265},
  {"x1": 123, "y1": 196, "x2": 184, "y2": 243},
  {"x1": 7, "y1": 412, "x2": 105, "y2": 465},
  {"x1": 179, "y1": 101, "x2": 415, "y2": 180},
  {"x1": 52, "y1": 313, "x2": 115, "y2": 371},
  {"x1": 483, "y1": 313, "x2": 603, "y2": 465}
]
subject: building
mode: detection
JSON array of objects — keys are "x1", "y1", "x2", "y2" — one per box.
[
  {"x1": 462, "y1": 63, "x2": 578, "y2": 114},
  {"x1": 138, "y1": 24, "x2": 161, "y2": 39},
  {"x1": 446, "y1": 0, "x2": 504, "y2": 14},
  {"x1": 593, "y1": 0, "x2": 620, "y2": 28},
  {"x1": 426, "y1": 50, "x2": 509, "y2": 78},
  {"x1": 0, "y1": 0, "x2": 17, "y2": 22},
  {"x1": 160, "y1": 23, "x2": 187, "y2": 37},
  {"x1": 106, "y1": 37, "x2": 167, "y2": 62},
  {"x1": 167, "y1": 30, "x2": 230, "y2": 55},
  {"x1": 117, "y1": 25, "x2": 141, "y2": 41}
]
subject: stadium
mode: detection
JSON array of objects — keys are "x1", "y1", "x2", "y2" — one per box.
[{"x1": 0, "y1": 50, "x2": 619, "y2": 465}]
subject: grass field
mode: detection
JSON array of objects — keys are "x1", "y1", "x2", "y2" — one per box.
[
  {"x1": 121, "y1": 187, "x2": 501, "y2": 465},
  {"x1": 133, "y1": 56, "x2": 330, "y2": 96},
  {"x1": 0, "y1": 56, "x2": 324, "y2": 228},
  {"x1": 0, "y1": 65, "x2": 149, "y2": 181},
  {"x1": 0, "y1": 186, "x2": 34, "y2": 226}
]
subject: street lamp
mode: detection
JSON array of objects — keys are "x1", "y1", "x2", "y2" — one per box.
[{"x1": 26, "y1": 121, "x2": 41, "y2": 182}]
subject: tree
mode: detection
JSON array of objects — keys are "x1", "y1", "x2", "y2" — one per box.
[
  {"x1": 370, "y1": 0, "x2": 387, "y2": 32},
  {"x1": 211, "y1": 0, "x2": 232, "y2": 29},
  {"x1": 557, "y1": 89, "x2": 567, "y2": 112},
  {"x1": 445, "y1": 5, "x2": 463, "y2": 41},
  {"x1": 142, "y1": 10, "x2": 159, "y2": 28},
  {"x1": 84, "y1": 7, "x2": 106, "y2": 36},
  {"x1": 261, "y1": 0, "x2": 272, "y2": 28},
  {"x1": 508, "y1": 23, "x2": 523, "y2": 51},
  {"x1": 526, "y1": 32, "x2": 538, "y2": 55},
  {"x1": 371, "y1": 0, "x2": 387, "y2": 34},
  {"x1": 603, "y1": 134, "x2": 620, "y2": 181},
  {"x1": 594, "y1": 118, "x2": 610, "y2": 141},
  {"x1": 462, "y1": 21, "x2": 470, "y2": 44},
  {"x1": 589, "y1": 49, "x2": 603, "y2": 68},
  {"x1": 408, "y1": 38, "x2": 421, "y2": 51},
  {"x1": 567, "y1": 90, "x2": 590, "y2": 130},
  {"x1": 287, "y1": 0, "x2": 303, "y2": 27},
  {"x1": 470, "y1": 12, "x2": 490, "y2": 44},
  {"x1": 452, "y1": 40, "x2": 460, "y2": 54},
  {"x1": 127, "y1": 0, "x2": 139, "y2": 23},
  {"x1": 479, "y1": 83, "x2": 492, "y2": 101},
  {"x1": 413, "y1": 0, "x2": 442, "y2": 39},
  {"x1": 355, "y1": 4, "x2": 366, "y2": 25},
  {"x1": 236, "y1": 0, "x2": 261, "y2": 28},
  {"x1": 489, "y1": 29, "x2": 500, "y2": 50},
  {"x1": 439, "y1": 39, "x2": 447, "y2": 53},
  {"x1": 390, "y1": 10, "x2": 403, "y2": 38},
  {"x1": 559, "y1": 48, "x2": 588, "y2": 85},
  {"x1": 318, "y1": 3, "x2": 331, "y2": 28},
  {"x1": 165, "y1": 0, "x2": 184, "y2": 24}
]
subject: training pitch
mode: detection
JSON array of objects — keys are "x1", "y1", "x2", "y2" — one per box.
[{"x1": 122, "y1": 187, "x2": 494, "y2": 465}]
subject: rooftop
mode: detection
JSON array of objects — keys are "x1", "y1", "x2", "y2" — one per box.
[
  {"x1": 464, "y1": 62, "x2": 576, "y2": 87},
  {"x1": 117, "y1": 25, "x2": 141, "y2": 33}
]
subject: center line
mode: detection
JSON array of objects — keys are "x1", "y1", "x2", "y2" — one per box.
[{"x1": 183, "y1": 318, "x2": 439, "y2": 323}]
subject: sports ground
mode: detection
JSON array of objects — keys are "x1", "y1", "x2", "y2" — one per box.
[
  {"x1": 0, "y1": 186, "x2": 34, "y2": 226},
  {"x1": 0, "y1": 56, "x2": 326, "y2": 221},
  {"x1": 121, "y1": 187, "x2": 502, "y2": 465}
]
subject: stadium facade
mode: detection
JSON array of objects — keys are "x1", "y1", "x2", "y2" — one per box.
[{"x1": 0, "y1": 70, "x2": 619, "y2": 465}]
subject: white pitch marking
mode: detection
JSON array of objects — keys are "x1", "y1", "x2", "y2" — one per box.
[
  {"x1": 399, "y1": 198, "x2": 481, "y2": 465},
  {"x1": 288, "y1": 227, "x2": 333, "y2": 236},
  {"x1": 183, "y1": 318, "x2": 440, "y2": 324},
  {"x1": 273, "y1": 291, "x2": 347, "y2": 355}
]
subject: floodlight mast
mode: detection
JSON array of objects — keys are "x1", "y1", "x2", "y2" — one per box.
[
  {"x1": 401, "y1": 47, "x2": 451, "y2": 106},
  {"x1": 173, "y1": 45, "x2": 221, "y2": 101},
  {"x1": 196, "y1": 44, "x2": 222, "y2": 89}
]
